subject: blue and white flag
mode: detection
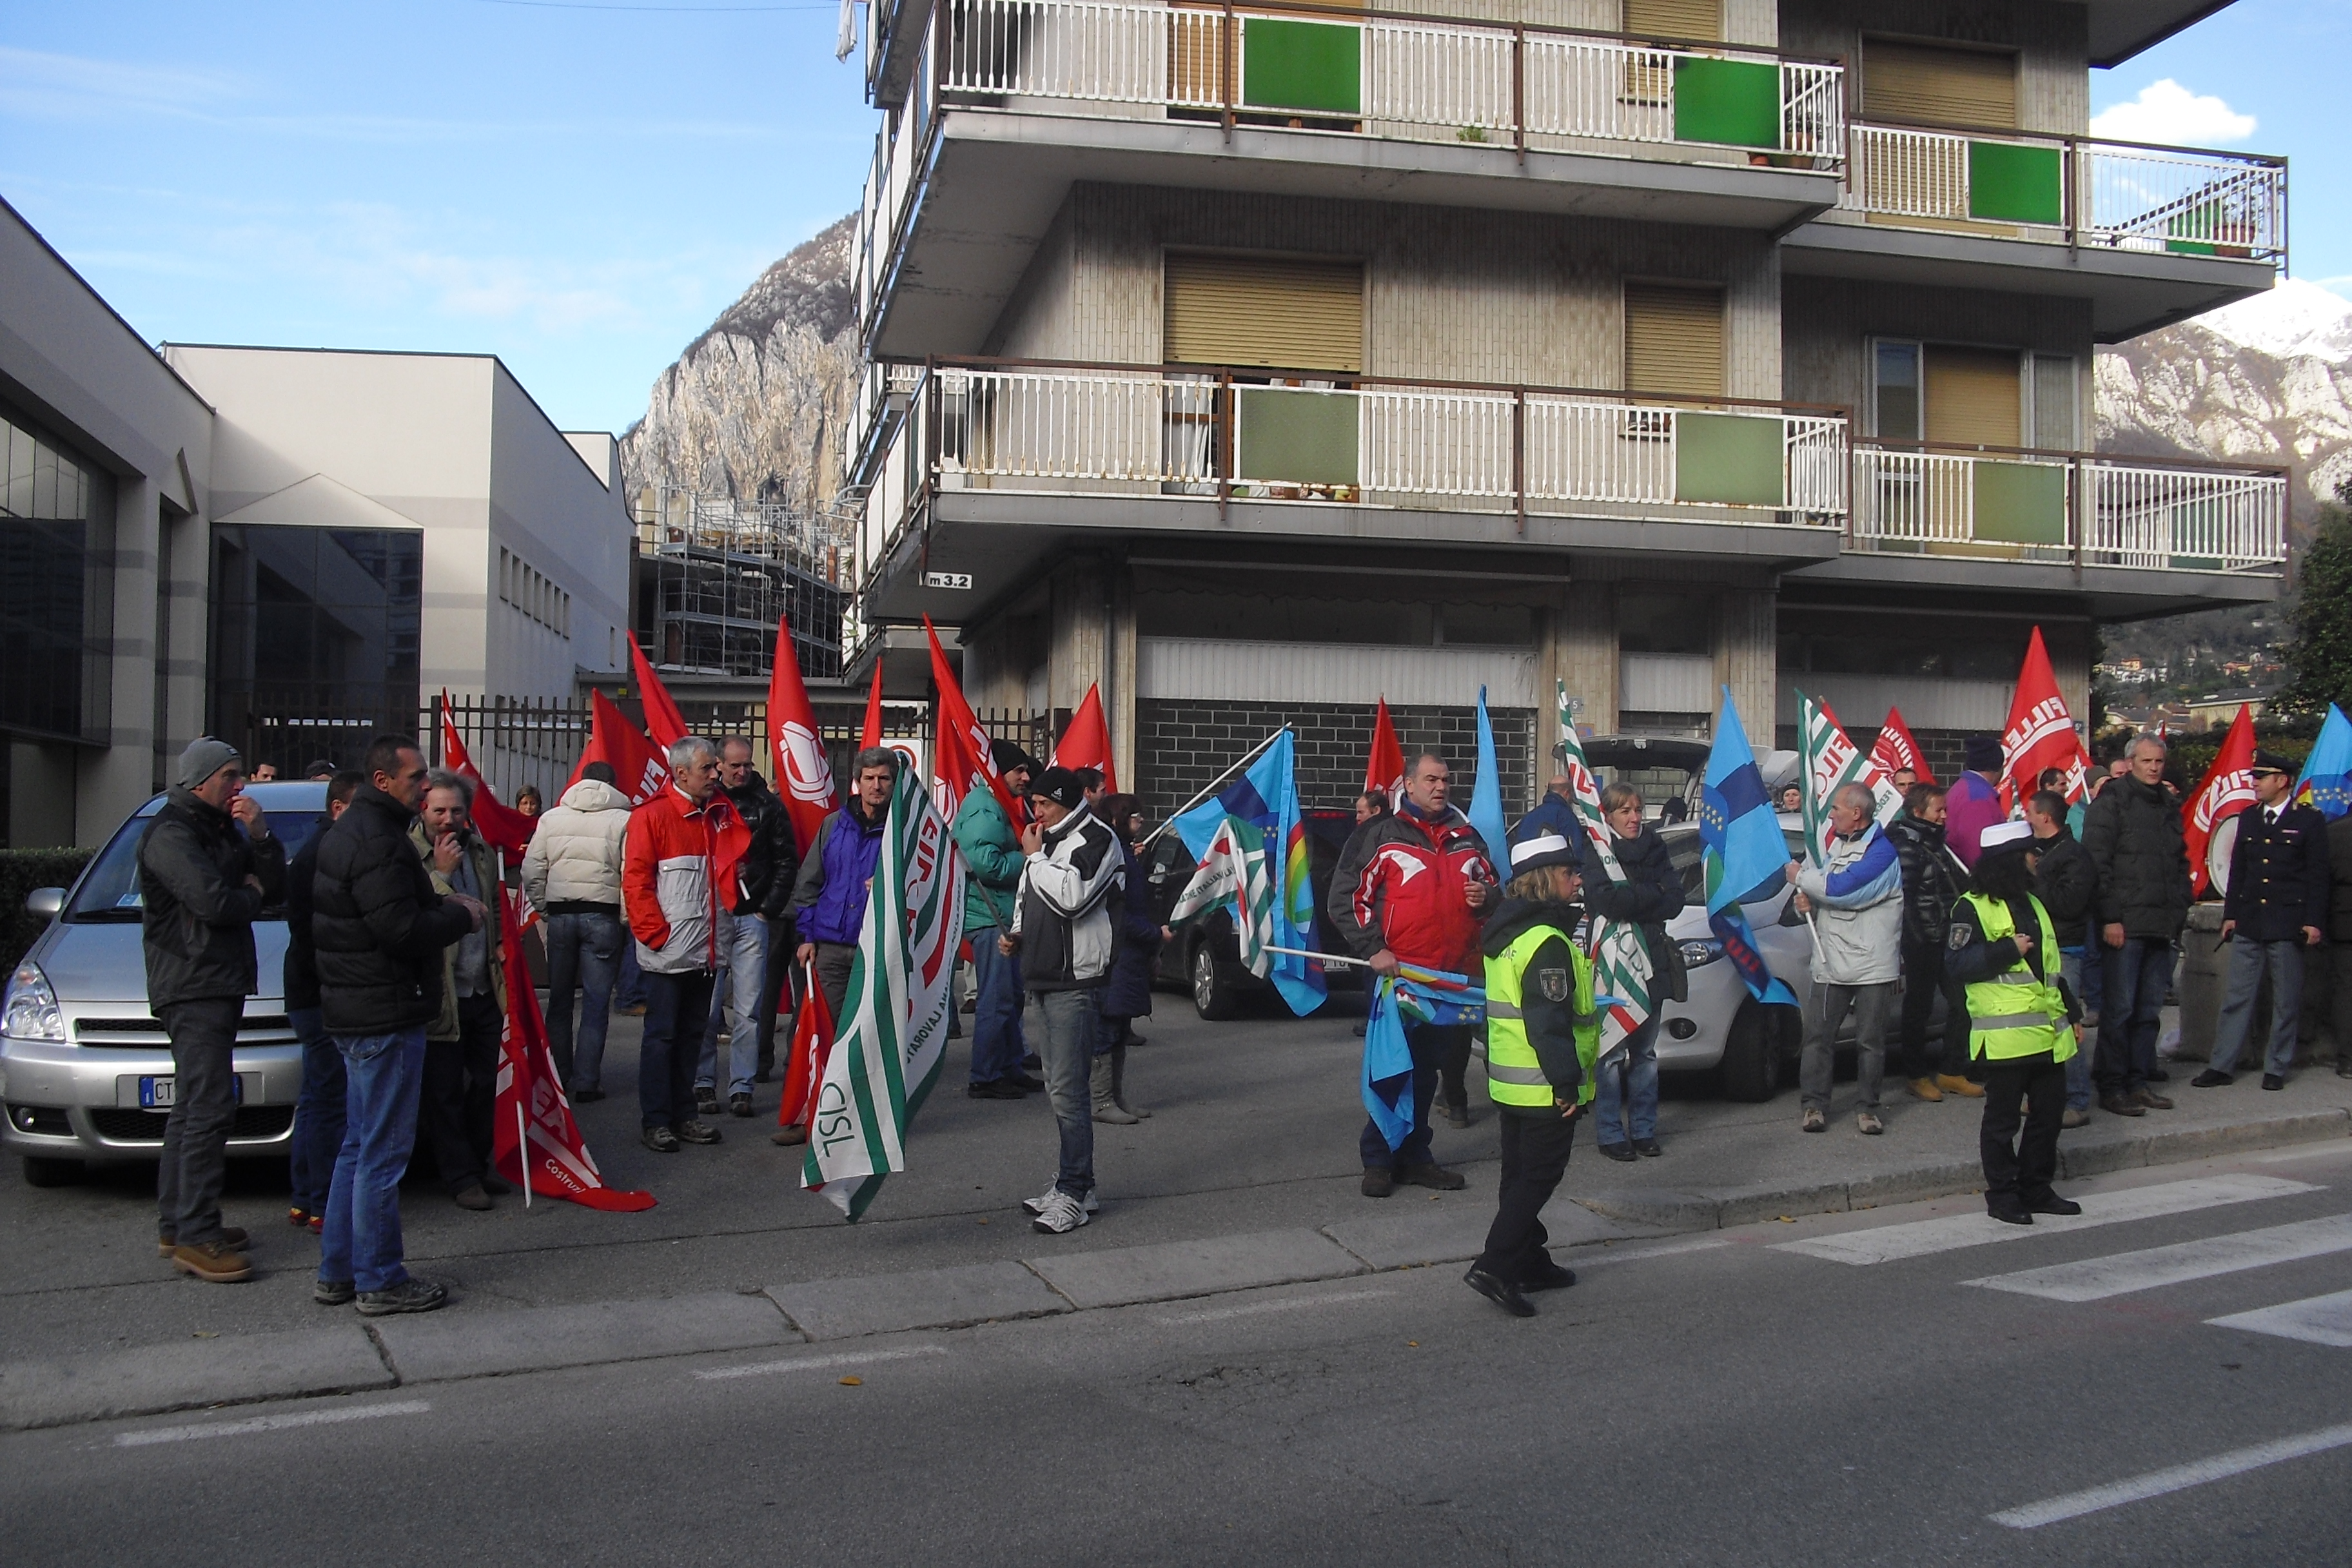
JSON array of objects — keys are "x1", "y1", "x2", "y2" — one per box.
[
  {"x1": 1173, "y1": 731, "x2": 1328, "y2": 1016},
  {"x1": 1698, "y1": 687, "x2": 1798, "y2": 1007},
  {"x1": 1469, "y1": 685, "x2": 1512, "y2": 881},
  {"x1": 1363, "y1": 965, "x2": 1484, "y2": 1150},
  {"x1": 2295, "y1": 703, "x2": 2352, "y2": 820}
]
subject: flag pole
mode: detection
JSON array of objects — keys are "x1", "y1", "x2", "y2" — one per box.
[
  {"x1": 516, "y1": 1101, "x2": 532, "y2": 1209},
  {"x1": 1264, "y1": 943, "x2": 1372, "y2": 969},
  {"x1": 1139, "y1": 727, "x2": 1291, "y2": 849}
]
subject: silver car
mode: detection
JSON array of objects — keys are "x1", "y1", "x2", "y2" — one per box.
[{"x1": 0, "y1": 781, "x2": 329, "y2": 1186}]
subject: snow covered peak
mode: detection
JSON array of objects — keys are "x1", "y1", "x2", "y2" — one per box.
[{"x1": 2195, "y1": 279, "x2": 2352, "y2": 364}]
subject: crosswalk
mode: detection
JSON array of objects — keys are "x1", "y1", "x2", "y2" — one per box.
[{"x1": 1769, "y1": 1174, "x2": 2321, "y2": 1266}]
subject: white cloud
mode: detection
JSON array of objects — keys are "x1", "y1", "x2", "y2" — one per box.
[{"x1": 2090, "y1": 79, "x2": 2257, "y2": 146}]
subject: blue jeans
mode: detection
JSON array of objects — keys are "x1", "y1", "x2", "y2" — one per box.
[
  {"x1": 640, "y1": 969, "x2": 716, "y2": 1129},
  {"x1": 1035, "y1": 988, "x2": 1100, "y2": 1199},
  {"x1": 1592, "y1": 1016, "x2": 1661, "y2": 1146},
  {"x1": 1358, "y1": 1021, "x2": 1467, "y2": 1171},
  {"x1": 2210, "y1": 937, "x2": 2306, "y2": 1078},
  {"x1": 544, "y1": 909, "x2": 624, "y2": 1093},
  {"x1": 319, "y1": 1026, "x2": 427, "y2": 1294},
  {"x1": 2059, "y1": 948, "x2": 2092, "y2": 1112},
  {"x1": 696, "y1": 910, "x2": 765, "y2": 1097},
  {"x1": 288, "y1": 1005, "x2": 346, "y2": 1217},
  {"x1": 966, "y1": 928, "x2": 1028, "y2": 1084},
  {"x1": 2095, "y1": 938, "x2": 2175, "y2": 1096},
  {"x1": 616, "y1": 938, "x2": 647, "y2": 1010}
]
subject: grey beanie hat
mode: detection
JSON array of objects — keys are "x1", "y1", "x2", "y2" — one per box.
[{"x1": 178, "y1": 736, "x2": 242, "y2": 790}]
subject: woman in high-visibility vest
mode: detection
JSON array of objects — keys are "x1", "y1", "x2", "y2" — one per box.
[
  {"x1": 1464, "y1": 833, "x2": 1600, "y2": 1318},
  {"x1": 1944, "y1": 821, "x2": 2084, "y2": 1226}
]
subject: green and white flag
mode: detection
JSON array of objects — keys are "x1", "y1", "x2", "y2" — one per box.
[
  {"x1": 801, "y1": 761, "x2": 966, "y2": 1220},
  {"x1": 1556, "y1": 681, "x2": 1654, "y2": 1067},
  {"x1": 1168, "y1": 812, "x2": 1271, "y2": 977},
  {"x1": 1796, "y1": 691, "x2": 1903, "y2": 868}
]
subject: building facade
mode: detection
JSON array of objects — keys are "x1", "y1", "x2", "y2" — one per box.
[{"x1": 843, "y1": 0, "x2": 2289, "y2": 809}]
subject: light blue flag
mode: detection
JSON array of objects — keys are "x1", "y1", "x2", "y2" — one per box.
[
  {"x1": 1469, "y1": 685, "x2": 1511, "y2": 880},
  {"x1": 1697, "y1": 687, "x2": 1798, "y2": 1007},
  {"x1": 2295, "y1": 703, "x2": 2352, "y2": 820},
  {"x1": 1173, "y1": 731, "x2": 1328, "y2": 1016},
  {"x1": 1362, "y1": 966, "x2": 1485, "y2": 1151}
]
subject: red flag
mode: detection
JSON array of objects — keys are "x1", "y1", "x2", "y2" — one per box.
[
  {"x1": 629, "y1": 637, "x2": 689, "y2": 752},
  {"x1": 767, "y1": 613, "x2": 836, "y2": 858},
  {"x1": 858, "y1": 661, "x2": 885, "y2": 752},
  {"x1": 925, "y1": 616, "x2": 1021, "y2": 821},
  {"x1": 438, "y1": 695, "x2": 536, "y2": 857},
  {"x1": 2185, "y1": 704, "x2": 2257, "y2": 897},
  {"x1": 571, "y1": 689, "x2": 669, "y2": 805},
  {"x1": 1868, "y1": 705, "x2": 1936, "y2": 787},
  {"x1": 1366, "y1": 697, "x2": 1404, "y2": 807},
  {"x1": 1053, "y1": 683, "x2": 1117, "y2": 791},
  {"x1": 776, "y1": 957, "x2": 836, "y2": 1132},
  {"x1": 1999, "y1": 627, "x2": 2091, "y2": 808},
  {"x1": 491, "y1": 885, "x2": 656, "y2": 1211}
]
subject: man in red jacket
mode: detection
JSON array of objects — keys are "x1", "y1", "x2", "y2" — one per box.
[
  {"x1": 1328, "y1": 750, "x2": 1496, "y2": 1197},
  {"x1": 622, "y1": 736, "x2": 749, "y2": 1154}
]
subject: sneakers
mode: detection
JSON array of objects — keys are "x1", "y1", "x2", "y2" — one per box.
[
  {"x1": 288, "y1": 1206, "x2": 313, "y2": 1228},
  {"x1": 729, "y1": 1093, "x2": 754, "y2": 1118},
  {"x1": 1400, "y1": 1162, "x2": 1466, "y2": 1190},
  {"x1": 694, "y1": 1088, "x2": 721, "y2": 1117},
  {"x1": 1360, "y1": 1167, "x2": 1395, "y2": 1198},
  {"x1": 1856, "y1": 1111, "x2": 1883, "y2": 1136},
  {"x1": 1800, "y1": 1108, "x2": 1826, "y2": 1133},
  {"x1": 771, "y1": 1123, "x2": 809, "y2": 1146},
  {"x1": 643, "y1": 1125, "x2": 681, "y2": 1153},
  {"x1": 1936, "y1": 1075, "x2": 1985, "y2": 1099},
  {"x1": 2061, "y1": 1106, "x2": 2091, "y2": 1128},
  {"x1": 159, "y1": 1225, "x2": 249, "y2": 1259},
  {"x1": 1906, "y1": 1077, "x2": 1944, "y2": 1102},
  {"x1": 2132, "y1": 1088, "x2": 2175, "y2": 1110},
  {"x1": 2191, "y1": 1069, "x2": 2233, "y2": 1088},
  {"x1": 2099, "y1": 1093, "x2": 2146, "y2": 1118},
  {"x1": 170, "y1": 1240, "x2": 253, "y2": 1283},
  {"x1": 357, "y1": 1278, "x2": 449, "y2": 1317},
  {"x1": 313, "y1": 1278, "x2": 356, "y2": 1306},
  {"x1": 1021, "y1": 1185, "x2": 1101, "y2": 1216},
  {"x1": 1463, "y1": 1265, "x2": 1535, "y2": 1318},
  {"x1": 676, "y1": 1120, "x2": 723, "y2": 1145},
  {"x1": 1030, "y1": 1190, "x2": 1090, "y2": 1234}
]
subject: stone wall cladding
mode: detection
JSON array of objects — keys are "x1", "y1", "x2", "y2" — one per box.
[{"x1": 1138, "y1": 698, "x2": 1534, "y2": 820}]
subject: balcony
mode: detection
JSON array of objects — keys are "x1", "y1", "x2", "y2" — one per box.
[
  {"x1": 856, "y1": 355, "x2": 1848, "y2": 614},
  {"x1": 852, "y1": 1, "x2": 1844, "y2": 356},
  {"x1": 1785, "y1": 124, "x2": 2286, "y2": 339}
]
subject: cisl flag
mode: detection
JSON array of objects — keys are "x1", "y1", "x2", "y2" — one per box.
[
  {"x1": 1869, "y1": 705, "x2": 1935, "y2": 787},
  {"x1": 438, "y1": 694, "x2": 536, "y2": 858},
  {"x1": 1366, "y1": 696, "x2": 1404, "y2": 808},
  {"x1": 2000, "y1": 627, "x2": 2091, "y2": 807},
  {"x1": 2186, "y1": 704, "x2": 2258, "y2": 897},
  {"x1": 767, "y1": 613, "x2": 836, "y2": 858},
  {"x1": 571, "y1": 688, "x2": 669, "y2": 805}
]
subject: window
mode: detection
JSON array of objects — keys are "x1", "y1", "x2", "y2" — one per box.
[
  {"x1": 2029, "y1": 354, "x2": 2077, "y2": 451},
  {"x1": 1624, "y1": 282, "x2": 1726, "y2": 399},
  {"x1": 1164, "y1": 253, "x2": 1364, "y2": 373},
  {"x1": 0, "y1": 406, "x2": 110, "y2": 743},
  {"x1": 1622, "y1": 0, "x2": 1718, "y2": 41},
  {"x1": 1861, "y1": 39, "x2": 2019, "y2": 130},
  {"x1": 1875, "y1": 340, "x2": 2032, "y2": 448},
  {"x1": 1873, "y1": 341, "x2": 1921, "y2": 440}
]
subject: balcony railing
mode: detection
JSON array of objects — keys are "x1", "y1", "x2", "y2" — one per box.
[
  {"x1": 1851, "y1": 441, "x2": 2287, "y2": 574},
  {"x1": 1839, "y1": 122, "x2": 2286, "y2": 262}
]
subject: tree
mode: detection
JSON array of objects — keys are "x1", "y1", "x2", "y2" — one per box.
[{"x1": 2280, "y1": 487, "x2": 2352, "y2": 716}]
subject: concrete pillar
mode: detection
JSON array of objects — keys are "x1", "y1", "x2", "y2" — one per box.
[
  {"x1": 85, "y1": 477, "x2": 160, "y2": 841},
  {"x1": 1047, "y1": 555, "x2": 1113, "y2": 732},
  {"x1": 1547, "y1": 578, "x2": 1617, "y2": 737},
  {"x1": 1109, "y1": 563, "x2": 1137, "y2": 787},
  {"x1": 1712, "y1": 582, "x2": 1777, "y2": 745},
  {"x1": 158, "y1": 503, "x2": 208, "y2": 772}
]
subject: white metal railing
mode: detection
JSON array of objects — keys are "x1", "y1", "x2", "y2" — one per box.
[
  {"x1": 1841, "y1": 122, "x2": 2286, "y2": 261},
  {"x1": 2088, "y1": 460, "x2": 2286, "y2": 572}
]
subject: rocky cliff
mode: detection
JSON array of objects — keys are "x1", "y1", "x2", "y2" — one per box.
[{"x1": 618, "y1": 215, "x2": 858, "y2": 513}]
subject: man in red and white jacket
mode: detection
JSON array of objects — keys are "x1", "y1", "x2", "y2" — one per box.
[
  {"x1": 622, "y1": 736, "x2": 749, "y2": 1153},
  {"x1": 1328, "y1": 749, "x2": 1496, "y2": 1197}
]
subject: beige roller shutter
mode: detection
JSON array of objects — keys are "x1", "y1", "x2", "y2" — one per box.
[
  {"x1": 1623, "y1": 282, "x2": 1725, "y2": 398},
  {"x1": 1164, "y1": 254, "x2": 1365, "y2": 373},
  {"x1": 1623, "y1": 0, "x2": 1720, "y2": 41},
  {"x1": 1863, "y1": 40, "x2": 2018, "y2": 130},
  {"x1": 1924, "y1": 346, "x2": 2023, "y2": 447}
]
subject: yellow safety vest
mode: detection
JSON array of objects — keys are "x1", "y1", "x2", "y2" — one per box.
[
  {"x1": 1959, "y1": 891, "x2": 2077, "y2": 1064},
  {"x1": 1485, "y1": 923, "x2": 1602, "y2": 1108}
]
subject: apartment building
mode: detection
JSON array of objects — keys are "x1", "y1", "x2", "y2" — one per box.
[{"x1": 843, "y1": 0, "x2": 2288, "y2": 805}]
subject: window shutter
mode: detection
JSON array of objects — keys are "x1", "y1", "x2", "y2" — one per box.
[
  {"x1": 1164, "y1": 254, "x2": 1365, "y2": 372},
  {"x1": 1623, "y1": 0, "x2": 1720, "y2": 41},
  {"x1": 1623, "y1": 282, "x2": 1725, "y2": 398},
  {"x1": 1863, "y1": 41, "x2": 2018, "y2": 130},
  {"x1": 1923, "y1": 346, "x2": 2023, "y2": 447}
]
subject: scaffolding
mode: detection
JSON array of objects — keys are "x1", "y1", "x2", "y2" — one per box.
[{"x1": 632, "y1": 485, "x2": 857, "y2": 681}]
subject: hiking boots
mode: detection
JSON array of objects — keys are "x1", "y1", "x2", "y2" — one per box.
[
  {"x1": 729, "y1": 1093, "x2": 754, "y2": 1118},
  {"x1": 1442, "y1": 1097, "x2": 1471, "y2": 1130},
  {"x1": 772, "y1": 1122, "x2": 808, "y2": 1146},
  {"x1": 694, "y1": 1088, "x2": 721, "y2": 1117},
  {"x1": 357, "y1": 1279, "x2": 449, "y2": 1317},
  {"x1": 1360, "y1": 1167, "x2": 1395, "y2": 1199},
  {"x1": 676, "y1": 1120, "x2": 723, "y2": 1145},
  {"x1": 643, "y1": 1125, "x2": 681, "y2": 1153},
  {"x1": 1936, "y1": 1075, "x2": 1985, "y2": 1099},
  {"x1": 1906, "y1": 1077, "x2": 1944, "y2": 1102},
  {"x1": 1400, "y1": 1162, "x2": 1465, "y2": 1191},
  {"x1": 159, "y1": 1225, "x2": 249, "y2": 1259},
  {"x1": 170, "y1": 1240, "x2": 253, "y2": 1283}
]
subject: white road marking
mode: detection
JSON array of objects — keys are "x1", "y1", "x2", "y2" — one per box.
[
  {"x1": 2208, "y1": 1287, "x2": 2352, "y2": 1348},
  {"x1": 1966, "y1": 1213, "x2": 2352, "y2": 1302},
  {"x1": 114, "y1": 1400, "x2": 431, "y2": 1447},
  {"x1": 1575, "y1": 1237, "x2": 1730, "y2": 1267},
  {"x1": 1154, "y1": 1288, "x2": 1395, "y2": 1326},
  {"x1": 1770, "y1": 1175, "x2": 2320, "y2": 1266},
  {"x1": 692, "y1": 1346, "x2": 949, "y2": 1382},
  {"x1": 1990, "y1": 1421, "x2": 2352, "y2": 1528}
]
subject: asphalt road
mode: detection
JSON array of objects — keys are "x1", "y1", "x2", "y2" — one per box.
[{"x1": 10, "y1": 1142, "x2": 2352, "y2": 1567}]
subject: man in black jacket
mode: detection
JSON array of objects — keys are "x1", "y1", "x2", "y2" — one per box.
[
  {"x1": 1887, "y1": 783, "x2": 1977, "y2": 1101},
  {"x1": 2195, "y1": 751, "x2": 2331, "y2": 1090},
  {"x1": 2082, "y1": 736, "x2": 2191, "y2": 1117},
  {"x1": 310, "y1": 734, "x2": 483, "y2": 1317},
  {"x1": 286, "y1": 769, "x2": 362, "y2": 1232},
  {"x1": 139, "y1": 738, "x2": 287, "y2": 1283},
  {"x1": 698, "y1": 738, "x2": 798, "y2": 1115},
  {"x1": 2026, "y1": 789, "x2": 2097, "y2": 1127}
]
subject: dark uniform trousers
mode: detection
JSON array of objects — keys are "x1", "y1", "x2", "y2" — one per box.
[
  {"x1": 1474, "y1": 1112, "x2": 1577, "y2": 1280},
  {"x1": 420, "y1": 991, "x2": 501, "y2": 1192},
  {"x1": 1980, "y1": 1049, "x2": 2066, "y2": 1211}
]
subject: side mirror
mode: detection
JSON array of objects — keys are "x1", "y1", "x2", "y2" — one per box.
[{"x1": 25, "y1": 887, "x2": 64, "y2": 919}]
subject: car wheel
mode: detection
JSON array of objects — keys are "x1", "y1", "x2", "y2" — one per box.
[
  {"x1": 21, "y1": 1155, "x2": 81, "y2": 1188},
  {"x1": 1191, "y1": 940, "x2": 1241, "y2": 1021},
  {"x1": 1719, "y1": 1003, "x2": 1779, "y2": 1102}
]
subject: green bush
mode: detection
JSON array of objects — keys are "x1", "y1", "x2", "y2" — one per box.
[{"x1": 0, "y1": 848, "x2": 94, "y2": 975}]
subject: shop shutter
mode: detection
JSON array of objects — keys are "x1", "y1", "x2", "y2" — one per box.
[
  {"x1": 1923, "y1": 345, "x2": 2022, "y2": 447},
  {"x1": 1623, "y1": 0, "x2": 1720, "y2": 41},
  {"x1": 1863, "y1": 40, "x2": 2018, "y2": 130},
  {"x1": 1164, "y1": 254, "x2": 1365, "y2": 372},
  {"x1": 1623, "y1": 282, "x2": 1725, "y2": 398}
]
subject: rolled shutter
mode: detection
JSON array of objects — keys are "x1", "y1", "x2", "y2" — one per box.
[
  {"x1": 1164, "y1": 254, "x2": 1365, "y2": 372},
  {"x1": 1623, "y1": 0, "x2": 1720, "y2": 41},
  {"x1": 1923, "y1": 346, "x2": 2022, "y2": 447},
  {"x1": 1863, "y1": 40, "x2": 2018, "y2": 130},
  {"x1": 1623, "y1": 282, "x2": 1725, "y2": 398}
]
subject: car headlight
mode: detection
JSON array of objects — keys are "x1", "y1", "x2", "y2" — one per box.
[
  {"x1": 3, "y1": 960, "x2": 64, "y2": 1042},
  {"x1": 1678, "y1": 938, "x2": 1726, "y2": 968}
]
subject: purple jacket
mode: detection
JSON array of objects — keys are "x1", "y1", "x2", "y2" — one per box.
[
  {"x1": 790, "y1": 802, "x2": 887, "y2": 946},
  {"x1": 1945, "y1": 771, "x2": 2006, "y2": 867}
]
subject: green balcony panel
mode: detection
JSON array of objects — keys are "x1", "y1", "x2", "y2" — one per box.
[
  {"x1": 2168, "y1": 498, "x2": 2224, "y2": 569},
  {"x1": 1672, "y1": 413, "x2": 1784, "y2": 507},
  {"x1": 1966, "y1": 141, "x2": 2063, "y2": 225},
  {"x1": 1671, "y1": 58, "x2": 1779, "y2": 150},
  {"x1": 1236, "y1": 387, "x2": 1359, "y2": 486},
  {"x1": 1970, "y1": 461, "x2": 2066, "y2": 545},
  {"x1": 1242, "y1": 19, "x2": 1360, "y2": 115}
]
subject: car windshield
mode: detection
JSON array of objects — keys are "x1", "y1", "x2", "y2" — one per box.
[{"x1": 66, "y1": 794, "x2": 329, "y2": 924}]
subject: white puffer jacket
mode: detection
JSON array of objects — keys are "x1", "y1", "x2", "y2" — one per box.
[{"x1": 521, "y1": 778, "x2": 632, "y2": 914}]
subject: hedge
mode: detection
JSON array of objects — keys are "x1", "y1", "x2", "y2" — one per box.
[{"x1": 0, "y1": 848, "x2": 95, "y2": 976}]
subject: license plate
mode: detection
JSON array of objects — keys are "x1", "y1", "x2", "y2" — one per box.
[{"x1": 138, "y1": 1076, "x2": 245, "y2": 1110}]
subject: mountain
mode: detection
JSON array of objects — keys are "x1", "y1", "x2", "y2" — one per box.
[{"x1": 618, "y1": 215, "x2": 858, "y2": 514}]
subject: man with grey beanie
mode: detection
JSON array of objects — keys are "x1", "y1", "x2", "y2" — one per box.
[{"x1": 139, "y1": 737, "x2": 287, "y2": 1282}]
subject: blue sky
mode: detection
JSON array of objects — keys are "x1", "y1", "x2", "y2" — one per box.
[{"x1": 0, "y1": 0, "x2": 2341, "y2": 435}]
